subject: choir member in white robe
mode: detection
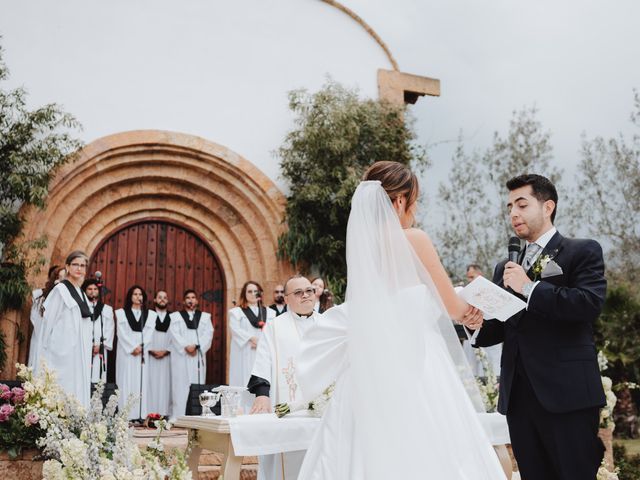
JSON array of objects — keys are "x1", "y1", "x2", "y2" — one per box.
[
  {"x1": 229, "y1": 281, "x2": 275, "y2": 388},
  {"x1": 268, "y1": 284, "x2": 287, "y2": 317},
  {"x1": 39, "y1": 252, "x2": 93, "y2": 409},
  {"x1": 28, "y1": 288, "x2": 44, "y2": 371},
  {"x1": 83, "y1": 278, "x2": 115, "y2": 383},
  {"x1": 248, "y1": 275, "x2": 322, "y2": 480},
  {"x1": 147, "y1": 290, "x2": 173, "y2": 417},
  {"x1": 29, "y1": 266, "x2": 66, "y2": 375},
  {"x1": 115, "y1": 285, "x2": 156, "y2": 421},
  {"x1": 169, "y1": 289, "x2": 214, "y2": 420}
]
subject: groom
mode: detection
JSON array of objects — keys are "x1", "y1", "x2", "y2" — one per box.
[{"x1": 474, "y1": 174, "x2": 606, "y2": 480}]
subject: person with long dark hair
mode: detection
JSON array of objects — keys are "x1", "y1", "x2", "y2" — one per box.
[
  {"x1": 29, "y1": 265, "x2": 66, "y2": 375},
  {"x1": 311, "y1": 277, "x2": 334, "y2": 313},
  {"x1": 115, "y1": 285, "x2": 156, "y2": 421},
  {"x1": 228, "y1": 281, "x2": 275, "y2": 389},
  {"x1": 40, "y1": 251, "x2": 94, "y2": 409},
  {"x1": 82, "y1": 278, "x2": 115, "y2": 383}
]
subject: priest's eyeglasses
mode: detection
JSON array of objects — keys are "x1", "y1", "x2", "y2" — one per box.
[{"x1": 285, "y1": 287, "x2": 316, "y2": 298}]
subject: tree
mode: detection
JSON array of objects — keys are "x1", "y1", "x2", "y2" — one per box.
[
  {"x1": 277, "y1": 80, "x2": 428, "y2": 299},
  {"x1": 435, "y1": 107, "x2": 562, "y2": 280},
  {"x1": 569, "y1": 90, "x2": 640, "y2": 285},
  {"x1": 0, "y1": 40, "x2": 82, "y2": 315}
]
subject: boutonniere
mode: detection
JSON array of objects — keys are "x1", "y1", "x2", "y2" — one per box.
[{"x1": 531, "y1": 249, "x2": 559, "y2": 280}]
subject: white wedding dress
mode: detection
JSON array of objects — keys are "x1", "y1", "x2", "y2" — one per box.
[{"x1": 297, "y1": 181, "x2": 506, "y2": 479}]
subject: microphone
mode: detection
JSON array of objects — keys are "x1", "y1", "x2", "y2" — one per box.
[
  {"x1": 95, "y1": 271, "x2": 102, "y2": 280},
  {"x1": 508, "y1": 237, "x2": 521, "y2": 263},
  {"x1": 255, "y1": 291, "x2": 263, "y2": 300}
]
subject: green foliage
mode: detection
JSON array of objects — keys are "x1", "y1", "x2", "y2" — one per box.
[
  {"x1": 435, "y1": 107, "x2": 561, "y2": 280},
  {"x1": 613, "y1": 444, "x2": 640, "y2": 480},
  {"x1": 597, "y1": 285, "x2": 640, "y2": 378},
  {"x1": 569, "y1": 90, "x2": 640, "y2": 285},
  {"x1": 596, "y1": 285, "x2": 640, "y2": 436},
  {"x1": 277, "y1": 79, "x2": 428, "y2": 298},
  {"x1": 0, "y1": 39, "x2": 82, "y2": 321}
]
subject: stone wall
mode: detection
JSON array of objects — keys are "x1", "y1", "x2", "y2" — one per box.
[{"x1": 1, "y1": 130, "x2": 295, "y2": 380}]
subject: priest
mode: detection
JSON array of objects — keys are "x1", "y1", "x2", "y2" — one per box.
[
  {"x1": 82, "y1": 278, "x2": 115, "y2": 383},
  {"x1": 147, "y1": 290, "x2": 173, "y2": 417},
  {"x1": 40, "y1": 251, "x2": 93, "y2": 409},
  {"x1": 169, "y1": 289, "x2": 214, "y2": 420},
  {"x1": 115, "y1": 285, "x2": 156, "y2": 421},
  {"x1": 248, "y1": 275, "x2": 322, "y2": 480}
]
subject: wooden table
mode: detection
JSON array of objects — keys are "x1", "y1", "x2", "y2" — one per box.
[
  {"x1": 174, "y1": 416, "x2": 243, "y2": 480},
  {"x1": 175, "y1": 413, "x2": 514, "y2": 480}
]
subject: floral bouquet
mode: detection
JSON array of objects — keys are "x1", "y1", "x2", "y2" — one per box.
[
  {"x1": 275, "y1": 383, "x2": 335, "y2": 418},
  {"x1": 144, "y1": 412, "x2": 165, "y2": 429},
  {"x1": 0, "y1": 381, "x2": 43, "y2": 458},
  {"x1": 2, "y1": 363, "x2": 193, "y2": 479}
]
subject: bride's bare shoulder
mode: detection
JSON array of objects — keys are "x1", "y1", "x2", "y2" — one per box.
[
  {"x1": 404, "y1": 227, "x2": 434, "y2": 248},
  {"x1": 404, "y1": 228, "x2": 438, "y2": 259}
]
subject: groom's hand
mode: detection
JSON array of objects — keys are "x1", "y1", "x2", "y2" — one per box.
[{"x1": 503, "y1": 261, "x2": 529, "y2": 294}]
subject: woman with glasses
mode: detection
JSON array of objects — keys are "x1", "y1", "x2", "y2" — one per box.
[
  {"x1": 39, "y1": 251, "x2": 94, "y2": 409},
  {"x1": 228, "y1": 281, "x2": 275, "y2": 389}
]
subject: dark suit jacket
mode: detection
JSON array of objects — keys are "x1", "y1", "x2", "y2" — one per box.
[{"x1": 474, "y1": 231, "x2": 607, "y2": 414}]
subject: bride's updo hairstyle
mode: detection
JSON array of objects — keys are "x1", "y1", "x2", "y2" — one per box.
[{"x1": 363, "y1": 161, "x2": 419, "y2": 208}]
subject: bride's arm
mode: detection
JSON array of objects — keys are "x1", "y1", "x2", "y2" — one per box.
[{"x1": 404, "y1": 228, "x2": 470, "y2": 321}]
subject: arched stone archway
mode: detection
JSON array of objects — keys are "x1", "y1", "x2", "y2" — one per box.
[{"x1": 8, "y1": 130, "x2": 294, "y2": 380}]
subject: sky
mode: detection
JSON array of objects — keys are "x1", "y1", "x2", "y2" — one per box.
[{"x1": 1, "y1": 0, "x2": 639, "y2": 230}]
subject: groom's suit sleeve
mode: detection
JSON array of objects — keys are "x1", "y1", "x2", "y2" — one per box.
[
  {"x1": 472, "y1": 262, "x2": 506, "y2": 348},
  {"x1": 526, "y1": 239, "x2": 606, "y2": 323}
]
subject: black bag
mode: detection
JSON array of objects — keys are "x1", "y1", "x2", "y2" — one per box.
[{"x1": 185, "y1": 383, "x2": 223, "y2": 416}]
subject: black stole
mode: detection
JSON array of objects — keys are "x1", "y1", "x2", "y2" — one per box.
[
  {"x1": 180, "y1": 310, "x2": 202, "y2": 329},
  {"x1": 90, "y1": 301, "x2": 105, "y2": 322},
  {"x1": 125, "y1": 308, "x2": 148, "y2": 332},
  {"x1": 155, "y1": 311, "x2": 172, "y2": 332},
  {"x1": 242, "y1": 306, "x2": 268, "y2": 329},
  {"x1": 61, "y1": 280, "x2": 92, "y2": 318}
]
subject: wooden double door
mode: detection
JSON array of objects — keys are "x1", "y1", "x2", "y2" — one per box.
[{"x1": 89, "y1": 220, "x2": 226, "y2": 384}]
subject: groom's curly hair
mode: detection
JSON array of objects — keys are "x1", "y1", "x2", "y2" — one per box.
[
  {"x1": 506, "y1": 174, "x2": 558, "y2": 223},
  {"x1": 363, "y1": 161, "x2": 419, "y2": 208}
]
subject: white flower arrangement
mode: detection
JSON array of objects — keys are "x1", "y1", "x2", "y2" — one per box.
[
  {"x1": 597, "y1": 461, "x2": 620, "y2": 480},
  {"x1": 13, "y1": 363, "x2": 192, "y2": 480},
  {"x1": 474, "y1": 348, "x2": 499, "y2": 412},
  {"x1": 599, "y1": 376, "x2": 617, "y2": 430},
  {"x1": 275, "y1": 383, "x2": 335, "y2": 418}
]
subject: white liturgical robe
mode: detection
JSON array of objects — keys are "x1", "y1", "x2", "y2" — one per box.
[
  {"x1": 169, "y1": 310, "x2": 214, "y2": 419},
  {"x1": 146, "y1": 310, "x2": 173, "y2": 416},
  {"x1": 228, "y1": 305, "x2": 275, "y2": 388},
  {"x1": 28, "y1": 288, "x2": 44, "y2": 374},
  {"x1": 89, "y1": 302, "x2": 115, "y2": 383},
  {"x1": 251, "y1": 310, "x2": 321, "y2": 480},
  {"x1": 40, "y1": 283, "x2": 93, "y2": 409},
  {"x1": 115, "y1": 308, "x2": 156, "y2": 420}
]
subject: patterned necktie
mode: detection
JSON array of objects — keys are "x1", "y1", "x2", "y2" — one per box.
[{"x1": 523, "y1": 243, "x2": 541, "y2": 270}]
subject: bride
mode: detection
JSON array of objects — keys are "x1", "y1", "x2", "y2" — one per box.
[{"x1": 296, "y1": 161, "x2": 507, "y2": 479}]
